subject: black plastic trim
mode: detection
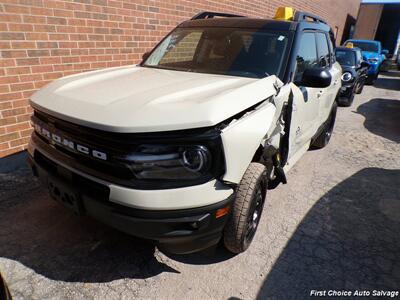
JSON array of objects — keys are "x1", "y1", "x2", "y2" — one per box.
[
  {"x1": 191, "y1": 11, "x2": 245, "y2": 20},
  {"x1": 293, "y1": 11, "x2": 328, "y2": 25},
  {"x1": 31, "y1": 109, "x2": 227, "y2": 190}
]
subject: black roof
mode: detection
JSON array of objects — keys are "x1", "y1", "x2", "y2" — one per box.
[
  {"x1": 179, "y1": 13, "x2": 333, "y2": 35},
  {"x1": 178, "y1": 18, "x2": 296, "y2": 31}
]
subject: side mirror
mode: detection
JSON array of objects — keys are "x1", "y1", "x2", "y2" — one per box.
[
  {"x1": 361, "y1": 61, "x2": 370, "y2": 69},
  {"x1": 382, "y1": 49, "x2": 389, "y2": 55},
  {"x1": 142, "y1": 51, "x2": 151, "y2": 62},
  {"x1": 300, "y1": 68, "x2": 332, "y2": 88}
]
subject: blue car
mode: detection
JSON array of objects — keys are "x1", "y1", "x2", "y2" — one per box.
[{"x1": 344, "y1": 39, "x2": 388, "y2": 84}]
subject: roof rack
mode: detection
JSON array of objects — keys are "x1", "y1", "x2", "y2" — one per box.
[
  {"x1": 293, "y1": 11, "x2": 328, "y2": 25},
  {"x1": 191, "y1": 11, "x2": 245, "y2": 20}
]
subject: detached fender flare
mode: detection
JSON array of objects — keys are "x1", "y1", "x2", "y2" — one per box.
[{"x1": 221, "y1": 102, "x2": 276, "y2": 183}]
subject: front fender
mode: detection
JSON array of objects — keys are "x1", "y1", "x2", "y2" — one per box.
[{"x1": 221, "y1": 102, "x2": 276, "y2": 183}]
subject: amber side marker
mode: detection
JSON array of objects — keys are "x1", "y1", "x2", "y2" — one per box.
[{"x1": 216, "y1": 206, "x2": 230, "y2": 218}]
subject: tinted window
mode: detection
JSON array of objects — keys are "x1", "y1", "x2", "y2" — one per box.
[
  {"x1": 295, "y1": 32, "x2": 318, "y2": 82},
  {"x1": 335, "y1": 50, "x2": 356, "y2": 66},
  {"x1": 327, "y1": 34, "x2": 336, "y2": 63},
  {"x1": 158, "y1": 31, "x2": 202, "y2": 65},
  {"x1": 144, "y1": 27, "x2": 291, "y2": 79},
  {"x1": 316, "y1": 32, "x2": 330, "y2": 67},
  {"x1": 355, "y1": 50, "x2": 362, "y2": 64}
]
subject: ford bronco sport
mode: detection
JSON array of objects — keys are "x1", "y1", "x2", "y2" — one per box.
[{"x1": 28, "y1": 8, "x2": 341, "y2": 254}]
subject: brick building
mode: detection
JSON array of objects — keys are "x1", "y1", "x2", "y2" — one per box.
[{"x1": 0, "y1": 0, "x2": 360, "y2": 157}]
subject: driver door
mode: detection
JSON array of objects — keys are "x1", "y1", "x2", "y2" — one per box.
[{"x1": 287, "y1": 31, "x2": 320, "y2": 164}]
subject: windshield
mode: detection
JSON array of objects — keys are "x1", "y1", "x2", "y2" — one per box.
[
  {"x1": 346, "y1": 41, "x2": 379, "y2": 53},
  {"x1": 335, "y1": 50, "x2": 356, "y2": 66},
  {"x1": 143, "y1": 27, "x2": 291, "y2": 79}
]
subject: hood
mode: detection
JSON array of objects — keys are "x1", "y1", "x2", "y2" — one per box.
[
  {"x1": 31, "y1": 66, "x2": 280, "y2": 133},
  {"x1": 341, "y1": 65, "x2": 356, "y2": 74}
]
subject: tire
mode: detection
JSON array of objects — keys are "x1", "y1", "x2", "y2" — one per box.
[
  {"x1": 311, "y1": 102, "x2": 337, "y2": 149},
  {"x1": 365, "y1": 76, "x2": 375, "y2": 85},
  {"x1": 338, "y1": 92, "x2": 354, "y2": 107},
  {"x1": 223, "y1": 163, "x2": 267, "y2": 254},
  {"x1": 355, "y1": 81, "x2": 364, "y2": 94}
]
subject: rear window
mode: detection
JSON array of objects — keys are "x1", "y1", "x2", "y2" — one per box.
[{"x1": 346, "y1": 41, "x2": 379, "y2": 53}]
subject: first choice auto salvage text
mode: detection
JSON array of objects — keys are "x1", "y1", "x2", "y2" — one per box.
[{"x1": 310, "y1": 290, "x2": 399, "y2": 297}]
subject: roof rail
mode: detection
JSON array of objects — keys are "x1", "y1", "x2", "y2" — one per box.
[
  {"x1": 191, "y1": 11, "x2": 245, "y2": 20},
  {"x1": 293, "y1": 11, "x2": 327, "y2": 25}
]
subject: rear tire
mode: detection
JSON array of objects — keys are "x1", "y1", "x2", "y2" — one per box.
[
  {"x1": 366, "y1": 70, "x2": 379, "y2": 84},
  {"x1": 223, "y1": 163, "x2": 267, "y2": 254},
  {"x1": 311, "y1": 102, "x2": 337, "y2": 149}
]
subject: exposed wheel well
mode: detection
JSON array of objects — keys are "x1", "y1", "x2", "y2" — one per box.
[{"x1": 252, "y1": 145, "x2": 264, "y2": 163}]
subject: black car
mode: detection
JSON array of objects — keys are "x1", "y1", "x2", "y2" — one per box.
[{"x1": 335, "y1": 46, "x2": 369, "y2": 106}]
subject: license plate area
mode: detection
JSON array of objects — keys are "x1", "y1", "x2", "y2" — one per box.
[{"x1": 48, "y1": 176, "x2": 84, "y2": 215}]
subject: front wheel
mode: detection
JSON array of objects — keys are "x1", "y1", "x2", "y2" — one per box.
[
  {"x1": 223, "y1": 163, "x2": 267, "y2": 254},
  {"x1": 366, "y1": 74, "x2": 377, "y2": 85},
  {"x1": 355, "y1": 81, "x2": 364, "y2": 94}
]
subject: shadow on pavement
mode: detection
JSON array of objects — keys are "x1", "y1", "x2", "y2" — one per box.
[
  {"x1": 374, "y1": 78, "x2": 400, "y2": 91},
  {"x1": 356, "y1": 98, "x2": 400, "y2": 143},
  {"x1": 257, "y1": 168, "x2": 400, "y2": 299},
  {"x1": 0, "y1": 169, "x2": 179, "y2": 283},
  {"x1": 163, "y1": 243, "x2": 235, "y2": 265},
  {"x1": 380, "y1": 70, "x2": 400, "y2": 78},
  {"x1": 373, "y1": 75, "x2": 400, "y2": 91}
]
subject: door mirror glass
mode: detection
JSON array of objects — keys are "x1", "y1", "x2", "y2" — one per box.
[{"x1": 300, "y1": 67, "x2": 332, "y2": 88}]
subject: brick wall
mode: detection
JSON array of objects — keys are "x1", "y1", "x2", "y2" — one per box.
[{"x1": 0, "y1": 0, "x2": 360, "y2": 157}]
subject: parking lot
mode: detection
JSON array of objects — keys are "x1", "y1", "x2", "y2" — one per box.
[{"x1": 0, "y1": 72, "x2": 399, "y2": 299}]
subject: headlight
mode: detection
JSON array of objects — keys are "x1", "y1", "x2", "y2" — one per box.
[
  {"x1": 120, "y1": 144, "x2": 212, "y2": 180},
  {"x1": 368, "y1": 58, "x2": 379, "y2": 63},
  {"x1": 341, "y1": 72, "x2": 353, "y2": 82}
]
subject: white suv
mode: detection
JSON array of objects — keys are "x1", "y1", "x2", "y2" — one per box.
[{"x1": 28, "y1": 9, "x2": 341, "y2": 254}]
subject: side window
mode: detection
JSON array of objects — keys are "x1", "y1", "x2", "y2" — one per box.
[
  {"x1": 327, "y1": 34, "x2": 336, "y2": 63},
  {"x1": 294, "y1": 32, "x2": 318, "y2": 83},
  {"x1": 356, "y1": 50, "x2": 362, "y2": 65},
  {"x1": 316, "y1": 32, "x2": 330, "y2": 68}
]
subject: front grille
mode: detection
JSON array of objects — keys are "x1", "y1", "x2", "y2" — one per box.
[{"x1": 32, "y1": 109, "x2": 225, "y2": 189}]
